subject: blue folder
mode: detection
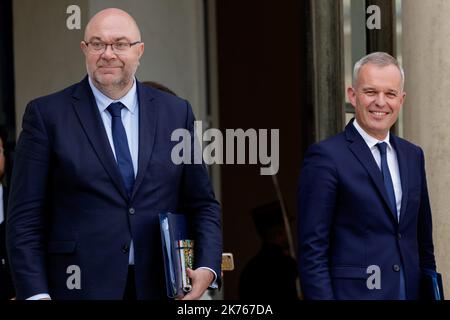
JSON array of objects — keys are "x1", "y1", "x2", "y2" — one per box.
[{"x1": 159, "y1": 212, "x2": 193, "y2": 298}]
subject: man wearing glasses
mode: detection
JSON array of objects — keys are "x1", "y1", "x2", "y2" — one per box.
[{"x1": 7, "y1": 8, "x2": 222, "y2": 300}]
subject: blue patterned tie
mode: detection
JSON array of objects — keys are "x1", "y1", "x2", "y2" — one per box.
[
  {"x1": 377, "y1": 142, "x2": 406, "y2": 300},
  {"x1": 107, "y1": 102, "x2": 135, "y2": 197}
]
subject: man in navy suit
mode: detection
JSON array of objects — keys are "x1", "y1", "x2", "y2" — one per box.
[
  {"x1": 6, "y1": 8, "x2": 221, "y2": 300},
  {"x1": 298, "y1": 52, "x2": 437, "y2": 300}
]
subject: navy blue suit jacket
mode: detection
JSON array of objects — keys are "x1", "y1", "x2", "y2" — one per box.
[
  {"x1": 6, "y1": 77, "x2": 222, "y2": 300},
  {"x1": 298, "y1": 120, "x2": 436, "y2": 300}
]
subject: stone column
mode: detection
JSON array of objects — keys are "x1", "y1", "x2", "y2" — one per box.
[
  {"x1": 306, "y1": 0, "x2": 345, "y2": 142},
  {"x1": 402, "y1": 0, "x2": 450, "y2": 296}
]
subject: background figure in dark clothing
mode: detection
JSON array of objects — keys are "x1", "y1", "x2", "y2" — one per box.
[
  {"x1": 142, "y1": 81, "x2": 177, "y2": 96},
  {"x1": 239, "y1": 202, "x2": 299, "y2": 300},
  {"x1": 0, "y1": 126, "x2": 15, "y2": 300}
]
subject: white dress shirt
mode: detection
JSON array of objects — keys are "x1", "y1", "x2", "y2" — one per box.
[{"x1": 353, "y1": 119, "x2": 402, "y2": 220}]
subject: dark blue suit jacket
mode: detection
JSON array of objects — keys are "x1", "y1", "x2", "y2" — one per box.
[
  {"x1": 298, "y1": 120, "x2": 436, "y2": 300},
  {"x1": 6, "y1": 77, "x2": 222, "y2": 300}
]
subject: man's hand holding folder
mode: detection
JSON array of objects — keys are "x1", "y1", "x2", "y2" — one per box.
[{"x1": 180, "y1": 268, "x2": 215, "y2": 300}]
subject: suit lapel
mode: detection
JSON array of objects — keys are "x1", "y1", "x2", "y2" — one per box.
[
  {"x1": 131, "y1": 81, "x2": 157, "y2": 200},
  {"x1": 346, "y1": 121, "x2": 398, "y2": 223},
  {"x1": 71, "y1": 77, "x2": 129, "y2": 201},
  {"x1": 391, "y1": 135, "x2": 408, "y2": 225}
]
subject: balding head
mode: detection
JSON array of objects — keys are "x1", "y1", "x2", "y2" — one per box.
[
  {"x1": 84, "y1": 8, "x2": 141, "y2": 42},
  {"x1": 81, "y1": 8, "x2": 144, "y2": 99}
]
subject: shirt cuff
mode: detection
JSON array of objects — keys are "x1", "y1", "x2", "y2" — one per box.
[
  {"x1": 27, "y1": 293, "x2": 51, "y2": 300},
  {"x1": 198, "y1": 267, "x2": 218, "y2": 289}
]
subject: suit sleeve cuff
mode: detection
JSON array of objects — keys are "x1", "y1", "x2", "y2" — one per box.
[
  {"x1": 26, "y1": 293, "x2": 51, "y2": 300},
  {"x1": 198, "y1": 267, "x2": 218, "y2": 289}
]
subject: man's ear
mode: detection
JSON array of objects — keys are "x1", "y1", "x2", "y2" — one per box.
[
  {"x1": 400, "y1": 92, "x2": 406, "y2": 107},
  {"x1": 347, "y1": 86, "x2": 357, "y2": 109},
  {"x1": 80, "y1": 41, "x2": 88, "y2": 56},
  {"x1": 137, "y1": 42, "x2": 145, "y2": 59}
]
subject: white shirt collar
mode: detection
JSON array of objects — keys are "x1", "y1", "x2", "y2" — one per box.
[
  {"x1": 88, "y1": 77, "x2": 138, "y2": 114},
  {"x1": 353, "y1": 119, "x2": 392, "y2": 150}
]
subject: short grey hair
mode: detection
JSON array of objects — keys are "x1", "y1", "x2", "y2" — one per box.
[{"x1": 353, "y1": 52, "x2": 405, "y2": 91}]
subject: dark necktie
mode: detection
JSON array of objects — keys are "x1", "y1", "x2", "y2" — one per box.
[
  {"x1": 377, "y1": 142, "x2": 397, "y2": 218},
  {"x1": 376, "y1": 142, "x2": 406, "y2": 300},
  {"x1": 107, "y1": 102, "x2": 135, "y2": 196}
]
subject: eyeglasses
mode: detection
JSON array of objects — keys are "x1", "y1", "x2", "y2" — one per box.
[{"x1": 83, "y1": 41, "x2": 141, "y2": 54}]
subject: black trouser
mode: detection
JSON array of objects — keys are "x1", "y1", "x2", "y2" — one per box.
[{"x1": 123, "y1": 266, "x2": 136, "y2": 300}]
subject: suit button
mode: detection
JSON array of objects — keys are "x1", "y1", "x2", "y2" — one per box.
[
  {"x1": 129, "y1": 207, "x2": 135, "y2": 215},
  {"x1": 122, "y1": 245, "x2": 130, "y2": 254},
  {"x1": 393, "y1": 264, "x2": 401, "y2": 272},
  {"x1": 398, "y1": 233, "x2": 402, "y2": 240}
]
